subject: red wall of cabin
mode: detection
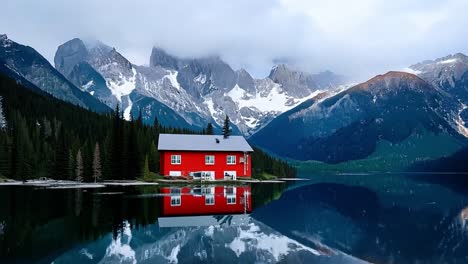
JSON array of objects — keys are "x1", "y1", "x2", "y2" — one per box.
[
  {"x1": 160, "y1": 186, "x2": 252, "y2": 216},
  {"x1": 159, "y1": 151, "x2": 251, "y2": 179}
]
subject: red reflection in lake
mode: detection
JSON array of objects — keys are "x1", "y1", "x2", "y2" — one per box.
[{"x1": 160, "y1": 185, "x2": 252, "y2": 216}]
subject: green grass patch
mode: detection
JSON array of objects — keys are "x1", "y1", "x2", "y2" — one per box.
[
  {"x1": 296, "y1": 132, "x2": 465, "y2": 173},
  {"x1": 253, "y1": 172, "x2": 279, "y2": 180},
  {"x1": 138, "y1": 172, "x2": 165, "y2": 182},
  {"x1": 0, "y1": 174, "x2": 9, "y2": 182}
]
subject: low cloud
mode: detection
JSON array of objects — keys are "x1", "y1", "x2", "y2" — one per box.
[{"x1": 1, "y1": 0, "x2": 468, "y2": 81}]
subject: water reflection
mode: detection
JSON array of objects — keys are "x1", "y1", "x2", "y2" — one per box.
[
  {"x1": 47, "y1": 184, "x2": 362, "y2": 264},
  {"x1": 3, "y1": 173, "x2": 466, "y2": 263},
  {"x1": 461, "y1": 207, "x2": 468, "y2": 231},
  {"x1": 254, "y1": 180, "x2": 468, "y2": 264},
  {"x1": 159, "y1": 185, "x2": 252, "y2": 228},
  {"x1": 160, "y1": 186, "x2": 252, "y2": 217}
]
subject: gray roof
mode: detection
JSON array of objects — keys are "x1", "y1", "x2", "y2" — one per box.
[{"x1": 158, "y1": 134, "x2": 253, "y2": 152}]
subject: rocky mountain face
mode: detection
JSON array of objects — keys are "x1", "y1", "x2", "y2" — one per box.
[
  {"x1": 250, "y1": 71, "x2": 467, "y2": 163},
  {"x1": 54, "y1": 38, "x2": 207, "y2": 129},
  {"x1": 0, "y1": 34, "x2": 110, "y2": 112},
  {"x1": 408, "y1": 53, "x2": 468, "y2": 100},
  {"x1": 150, "y1": 48, "x2": 347, "y2": 134},
  {"x1": 407, "y1": 53, "x2": 468, "y2": 134},
  {"x1": 269, "y1": 64, "x2": 347, "y2": 98},
  {"x1": 54, "y1": 38, "x2": 347, "y2": 134}
]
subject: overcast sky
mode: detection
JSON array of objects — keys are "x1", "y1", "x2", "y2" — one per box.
[{"x1": 1, "y1": 0, "x2": 468, "y2": 81}]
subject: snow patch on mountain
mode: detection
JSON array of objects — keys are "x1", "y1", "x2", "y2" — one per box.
[
  {"x1": 80, "y1": 249, "x2": 94, "y2": 260},
  {"x1": 204, "y1": 98, "x2": 220, "y2": 117},
  {"x1": 0, "y1": 96, "x2": 7, "y2": 129},
  {"x1": 124, "y1": 96, "x2": 133, "y2": 121},
  {"x1": 228, "y1": 84, "x2": 324, "y2": 113},
  {"x1": 226, "y1": 222, "x2": 320, "y2": 260},
  {"x1": 103, "y1": 221, "x2": 136, "y2": 264},
  {"x1": 194, "y1": 73, "x2": 207, "y2": 84},
  {"x1": 401, "y1": 67, "x2": 422, "y2": 75},
  {"x1": 107, "y1": 68, "x2": 137, "y2": 102},
  {"x1": 164, "y1": 70, "x2": 181, "y2": 91},
  {"x1": 438, "y1": 58, "x2": 458, "y2": 64},
  {"x1": 456, "y1": 103, "x2": 468, "y2": 137},
  {"x1": 81, "y1": 80, "x2": 94, "y2": 91},
  {"x1": 167, "y1": 245, "x2": 180, "y2": 264}
]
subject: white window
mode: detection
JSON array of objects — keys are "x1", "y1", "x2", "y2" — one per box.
[
  {"x1": 227, "y1": 155, "x2": 236, "y2": 165},
  {"x1": 171, "y1": 196, "x2": 181, "y2": 206},
  {"x1": 227, "y1": 196, "x2": 236, "y2": 204},
  {"x1": 205, "y1": 195, "x2": 215, "y2": 205},
  {"x1": 171, "y1": 155, "x2": 181, "y2": 164},
  {"x1": 205, "y1": 155, "x2": 215, "y2": 165}
]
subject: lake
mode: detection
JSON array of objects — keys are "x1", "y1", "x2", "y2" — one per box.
[{"x1": 0, "y1": 172, "x2": 467, "y2": 264}]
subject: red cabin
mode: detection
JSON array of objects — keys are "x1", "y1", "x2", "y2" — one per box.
[{"x1": 158, "y1": 134, "x2": 254, "y2": 180}]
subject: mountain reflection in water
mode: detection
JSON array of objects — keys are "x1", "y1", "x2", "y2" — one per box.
[
  {"x1": 1, "y1": 173, "x2": 468, "y2": 263},
  {"x1": 0, "y1": 183, "x2": 365, "y2": 264}
]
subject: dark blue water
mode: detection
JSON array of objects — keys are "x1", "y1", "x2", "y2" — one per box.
[{"x1": 1, "y1": 173, "x2": 467, "y2": 263}]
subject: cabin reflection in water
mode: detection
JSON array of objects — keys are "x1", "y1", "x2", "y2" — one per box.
[{"x1": 158, "y1": 185, "x2": 252, "y2": 227}]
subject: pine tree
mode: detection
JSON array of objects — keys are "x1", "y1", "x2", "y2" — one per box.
[
  {"x1": 67, "y1": 150, "x2": 75, "y2": 180},
  {"x1": 0, "y1": 96, "x2": 7, "y2": 130},
  {"x1": 142, "y1": 155, "x2": 151, "y2": 181},
  {"x1": 148, "y1": 141, "x2": 158, "y2": 173},
  {"x1": 222, "y1": 115, "x2": 231, "y2": 138},
  {"x1": 153, "y1": 116, "x2": 159, "y2": 129},
  {"x1": 12, "y1": 113, "x2": 33, "y2": 181},
  {"x1": 53, "y1": 126, "x2": 69, "y2": 180},
  {"x1": 93, "y1": 142, "x2": 102, "y2": 183},
  {"x1": 75, "y1": 149, "x2": 83, "y2": 182},
  {"x1": 153, "y1": 116, "x2": 160, "y2": 138},
  {"x1": 136, "y1": 109, "x2": 143, "y2": 128},
  {"x1": 111, "y1": 104, "x2": 123, "y2": 180},
  {"x1": 206, "y1": 122, "x2": 214, "y2": 135},
  {"x1": 0, "y1": 131, "x2": 11, "y2": 178},
  {"x1": 126, "y1": 119, "x2": 140, "y2": 180}
]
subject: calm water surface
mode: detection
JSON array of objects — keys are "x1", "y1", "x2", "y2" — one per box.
[{"x1": 0, "y1": 173, "x2": 467, "y2": 264}]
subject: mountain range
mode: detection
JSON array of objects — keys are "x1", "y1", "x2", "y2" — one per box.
[
  {"x1": 1, "y1": 33, "x2": 467, "y2": 169},
  {"x1": 53, "y1": 37, "x2": 347, "y2": 134},
  {"x1": 250, "y1": 55, "x2": 468, "y2": 167}
]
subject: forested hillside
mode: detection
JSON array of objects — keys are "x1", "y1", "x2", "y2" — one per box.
[{"x1": 0, "y1": 73, "x2": 295, "y2": 181}]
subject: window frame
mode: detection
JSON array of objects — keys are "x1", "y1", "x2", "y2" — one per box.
[
  {"x1": 170, "y1": 196, "x2": 181, "y2": 206},
  {"x1": 227, "y1": 196, "x2": 236, "y2": 204},
  {"x1": 171, "y1": 154, "x2": 181, "y2": 165},
  {"x1": 205, "y1": 195, "x2": 215, "y2": 205},
  {"x1": 226, "y1": 155, "x2": 236, "y2": 165},
  {"x1": 205, "y1": 155, "x2": 215, "y2": 165}
]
